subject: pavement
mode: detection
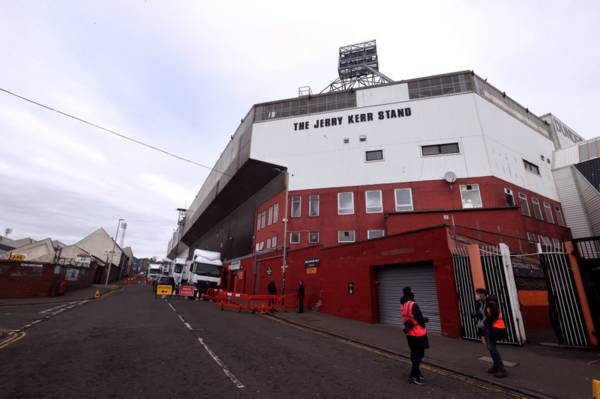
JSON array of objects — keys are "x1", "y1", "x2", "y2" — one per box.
[
  {"x1": 0, "y1": 284, "x2": 521, "y2": 399},
  {"x1": 270, "y1": 310, "x2": 600, "y2": 399}
]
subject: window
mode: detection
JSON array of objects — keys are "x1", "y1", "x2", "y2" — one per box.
[
  {"x1": 365, "y1": 150, "x2": 384, "y2": 162},
  {"x1": 543, "y1": 203, "x2": 554, "y2": 224},
  {"x1": 394, "y1": 188, "x2": 413, "y2": 212},
  {"x1": 338, "y1": 192, "x2": 354, "y2": 215},
  {"x1": 540, "y1": 235, "x2": 552, "y2": 247},
  {"x1": 526, "y1": 232, "x2": 537, "y2": 243},
  {"x1": 272, "y1": 235, "x2": 278, "y2": 248},
  {"x1": 359, "y1": 135, "x2": 367, "y2": 142},
  {"x1": 273, "y1": 203, "x2": 279, "y2": 223},
  {"x1": 256, "y1": 214, "x2": 261, "y2": 231},
  {"x1": 268, "y1": 206, "x2": 273, "y2": 225},
  {"x1": 309, "y1": 195, "x2": 320, "y2": 217},
  {"x1": 555, "y1": 207, "x2": 566, "y2": 226},
  {"x1": 365, "y1": 190, "x2": 383, "y2": 213},
  {"x1": 291, "y1": 195, "x2": 301, "y2": 218},
  {"x1": 504, "y1": 188, "x2": 515, "y2": 207},
  {"x1": 309, "y1": 231, "x2": 320, "y2": 244},
  {"x1": 519, "y1": 193, "x2": 530, "y2": 216},
  {"x1": 523, "y1": 159, "x2": 540, "y2": 175},
  {"x1": 290, "y1": 231, "x2": 300, "y2": 244},
  {"x1": 459, "y1": 184, "x2": 482, "y2": 208},
  {"x1": 337, "y1": 230, "x2": 356, "y2": 243},
  {"x1": 367, "y1": 229, "x2": 385, "y2": 240},
  {"x1": 531, "y1": 198, "x2": 544, "y2": 220},
  {"x1": 260, "y1": 211, "x2": 266, "y2": 228},
  {"x1": 552, "y1": 238, "x2": 562, "y2": 250},
  {"x1": 421, "y1": 142, "x2": 460, "y2": 156},
  {"x1": 266, "y1": 238, "x2": 272, "y2": 249},
  {"x1": 343, "y1": 138, "x2": 350, "y2": 144}
]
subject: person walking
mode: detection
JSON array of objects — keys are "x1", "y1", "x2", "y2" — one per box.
[
  {"x1": 297, "y1": 280, "x2": 305, "y2": 313},
  {"x1": 475, "y1": 288, "x2": 508, "y2": 378},
  {"x1": 267, "y1": 280, "x2": 277, "y2": 309},
  {"x1": 400, "y1": 286, "x2": 429, "y2": 385}
]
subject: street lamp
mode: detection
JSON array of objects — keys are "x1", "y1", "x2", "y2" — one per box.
[{"x1": 105, "y1": 218, "x2": 125, "y2": 288}]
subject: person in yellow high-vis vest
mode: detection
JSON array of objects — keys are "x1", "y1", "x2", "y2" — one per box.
[
  {"x1": 475, "y1": 288, "x2": 508, "y2": 378},
  {"x1": 401, "y1": 286, "x2": 429, "y2": 385}
]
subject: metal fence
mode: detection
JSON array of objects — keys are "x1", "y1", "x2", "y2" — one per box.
[{"x1": 451, "y1": 245, "x2": 479, "y2": 340}]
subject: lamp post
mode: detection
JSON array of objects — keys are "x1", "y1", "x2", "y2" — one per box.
[{"x1": 105, "y1": 218, "x2": 124, "y2": 288}]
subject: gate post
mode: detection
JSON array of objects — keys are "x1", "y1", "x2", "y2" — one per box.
[
  {"x1": 467, "y1": 244, "x2": 485, "y2": 290},
  {"x1": 565, "y1": 241, "x2": 598, "y2": 347},
  {"x1": 499, "y1": 243, "x2": 527, "y2": 345}
]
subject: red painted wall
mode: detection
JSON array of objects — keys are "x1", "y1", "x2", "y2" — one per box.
[{"x1": 0, "y1": 262, "x2": 56, "y2": 298}]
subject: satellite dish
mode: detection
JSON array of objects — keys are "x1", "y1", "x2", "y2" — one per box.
[{"x1": 444, "y1": 171, "x2": 457, "y2": 184}]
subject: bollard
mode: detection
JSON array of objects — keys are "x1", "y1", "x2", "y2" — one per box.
[
  {"x1": 593, "y1": 379, "x2": 600, "y2": 399},
  {"x1": 95, "y1": 289, "x2": 102, "y2": 299}
]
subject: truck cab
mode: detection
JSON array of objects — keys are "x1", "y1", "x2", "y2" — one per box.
[
  {"x1": 172, "y1": 257, "x2": 188, "y2": 287},
  {"x1": 188, "y1": 249, "x2": 223, "y2": 297}
]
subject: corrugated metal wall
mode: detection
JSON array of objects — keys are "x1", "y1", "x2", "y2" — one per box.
[{"x1": 552, "y1": 166, "x2": 593, "y2": 238}]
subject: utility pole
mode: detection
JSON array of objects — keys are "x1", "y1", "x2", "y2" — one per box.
[
  {"x1": 281, "y1": 170, "x2": 289, "y2": 298},
  {"x1": 105, "y1": 218, "x2": 124, "y2": 288}
]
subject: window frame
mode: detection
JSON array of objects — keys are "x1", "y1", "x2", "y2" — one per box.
[
  {"x1": 291, "y1": 195, "x2": 301, "y2": 218},
  {"x1": 365, "y1": 149, "x2": 384, "y2": 162},
  {"x1": 261, "y1": 211, "x2": 266, "y2": 228},
  {"x1": 523, "y1": 159, "x2": 541, "y2": 175},
  {"x1": 337, "y1": 192, "x2": 355, "y2": 215},
  {"x1": 394, "y1": 188, "x2": 414, "y2": 212},
  {"x1": 504, "y1": 187, "x2": 515, "y2": 207},
  {"x1": 273, "y1": 203, "x2": 279, "y2": 224},
  {"x1": 421, "y1": 142, "x2": 460, "y2": 157},
  {"x1": 543, "y1": 203, "x2": 555, "y2": 224},
  {"x1": 518, "y1": 193, "x2": 531, "y2": 217},
  {"x1": 308, "y1": 195, "x2": 320, "y2": 217},
  {"x1": 308, "y1": 231, "x2": 320, "y2": 244},
  {"x1": 555, "y1": 207, "x2": 566, "y2": 226},
  {"x1": 459, "y1": 184, "x2": 483, "y2": 209},
  {"x1": 365, "y1": 190, "x2": 383, "y2": 214},
  {"x1": 289, "y1": 231, "x2": 301, "y2": 244},
  {"x1": 531, "y1": 198, "x2": 544, "y2": 221},
  {"x1": 367, "y1": 229, "x2": 385, "y2": 240},
  {"x1": 267, "y1": 206, "x2": 273, "y2": 225},
  {"x1": 272, "y1": 235, "x2": 277, "y2": 248},
  {"x1": 337, "y1": 230, "x2": 356, "y2": 243}
]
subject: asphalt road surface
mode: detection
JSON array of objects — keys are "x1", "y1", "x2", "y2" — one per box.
[{"x1": 0, "y1": 285, "x2": 514, "y2": 399}]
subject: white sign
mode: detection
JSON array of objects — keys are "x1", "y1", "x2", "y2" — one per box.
[
  {"x1": 229, "y1": 260, "x2": 241, "y2": 271},
  {"x1": 65, "y1": 268, "x2": 80, "y2": 281}
]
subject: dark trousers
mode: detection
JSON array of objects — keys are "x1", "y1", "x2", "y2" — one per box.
[
  {"x1": 409, "y1": 346, "x2": 425, "y2": 378},
  {"x1": 298, "y1": 297, "x2": 304, "y2": 313},
  {"x1": 484, "y1": 329, "x2": 503, "y2": 370}
]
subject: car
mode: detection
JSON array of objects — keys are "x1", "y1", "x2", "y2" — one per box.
[{"x1": 155, "y1": 276, "x2": 176, "y2": 297}]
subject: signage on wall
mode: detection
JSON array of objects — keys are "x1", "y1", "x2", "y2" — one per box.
[
  {"x1": 304, "y1": 258, "x2": 320, "y2": 268},
  {"x1": 266, "y1": 266, "x2": 272, "y2": 276},
  {"x1": 230, "y1": 260, "x2": 241, "y2": 271},
  {"x1": 306, "y1": 267, "x2": 318, "y2": 275},
  {"x1": 9, "y1": 253, "x2": 26, "y2": 261},
  {"x1": 65, "y1": 268, "x2": 80, "y2": 281},
  {"x1": 293, "y1": 107, "x2": 412, "y2": 131}
]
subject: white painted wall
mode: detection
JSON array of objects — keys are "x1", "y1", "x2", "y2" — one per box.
[{"x1": 251, "y1": 93, "x2": 489, "y2": 191}]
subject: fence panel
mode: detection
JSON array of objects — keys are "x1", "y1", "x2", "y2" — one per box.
[{"x1": 451, "y1": 246, "x2": 479, "y2": 340}]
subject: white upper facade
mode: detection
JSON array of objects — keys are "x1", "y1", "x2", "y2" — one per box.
[{"x1": 250, "y1": 83, "x2": 558, "y2": 200}]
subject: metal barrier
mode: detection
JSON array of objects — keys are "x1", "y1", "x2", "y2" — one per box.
[
  {"x1": 451, "y1": 245, "x2": 479, "y2": 341},
  {"x1": 214, "y1": 291, "x2": 297, "y2": 313}
]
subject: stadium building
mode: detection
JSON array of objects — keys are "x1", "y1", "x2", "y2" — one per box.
[{"x1": 167, "y1": 41, "x2": 590, "y2": 337}]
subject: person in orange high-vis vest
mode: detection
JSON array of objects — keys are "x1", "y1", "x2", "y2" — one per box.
[
  {"x1": 401, "y1": 286, "x2": 429, "y2": 385},
  {"x1": 475, "y1": 288, "x2": 508, "y2": 378}
]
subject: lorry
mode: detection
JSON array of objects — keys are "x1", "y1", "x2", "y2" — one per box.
[
  {"x1": 171, "y1": 257, "x2": 189, "y2": 287},
  {"x1": 147, "y1": 263, "x2": 162, "y2": 281},
  {"x1": 188, "y1": 249, "x2": 223, "y2": 298}
]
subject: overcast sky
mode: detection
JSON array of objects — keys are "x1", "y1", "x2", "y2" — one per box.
[{"x1": 1, "y1": 1, "x2": 598, "y2": 257}]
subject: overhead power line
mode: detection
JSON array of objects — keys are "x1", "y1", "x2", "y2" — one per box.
[{"x1": 0, "y1": 87, "x2": 231, "y2": 177}]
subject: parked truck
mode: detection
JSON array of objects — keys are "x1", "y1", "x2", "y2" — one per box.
[
  {"x1": 147, "y1": 263, "x2": 162, "y2": 281},
  {"x1": 188, "y1": 249, "x2": 223, "y2": 298},
  {"x1": 172, "y1": 257, "x2": 189, "y2": 287}
]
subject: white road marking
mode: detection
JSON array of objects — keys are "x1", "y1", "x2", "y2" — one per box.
[
  {"x1": 197, "y1": 337, "x2": 245, "y2": 389},
  {"x1": 184, "y1": 322, "x2": 192, "y2": 330},
  {"x1": 168, "y1": 302, "x2": 176, "y2": 312},
  {"x1": 39, "y1": 304, "x2": 68, "y2": 314},
  {"x1": 178, "y1": 314, "x2": 185, "y2": 323},
  {"x1": 30, "y1": 320, "x2": 42, "y2": 325}
]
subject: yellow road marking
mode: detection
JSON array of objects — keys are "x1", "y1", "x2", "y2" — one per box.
[
  {"x1": 266, "y1": 315, "x2": 530, "y2": 399},
  {"x1": 0, "y1": 331, "x2": 26, "y2": 350}
]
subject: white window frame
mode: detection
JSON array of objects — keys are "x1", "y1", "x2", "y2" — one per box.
[
  {"x1": 272, "y1": 235, "x2": 277, "y2": 248},
  {"x1": 544, "y1": 203, "x2": 555, "y2": 224},
  {"x1": 552, "y1": 238, "x2": 562, "y2": 250},
  {"x1": 290, "y1": 231, "x2": 300, "y2": 244},
  {"x1": 308, "y1": 231, "x2": 320, "y2": 244},
  {"x1": 309, "y1": 195, "x2": 320, "y2": 217},
  {"x1": 504, "y1": 187, "x2": 515, "y2": 207},
  {"x1": 337, "y1": 230, "x2": 356, "y2": 243},
  {"x1": 337, "y1": 192, "x2": 355, "y2": 215},
  {"x1": 526, "y1": 232, "x2": 537, "y2": 243},
  {"x1": 267, "y1": 206, "x2": 273, "y2": 226},
  {"x1": 555, "y1": 207, "x2": 566, "y2": 226},
  {"x1": 394, "y1": 188, "x2": 414, "y2": 212},
  {"x1": 367, "y1": 229, "x2": 385, "y2": 240},
  {"x1": 260, "y1": 211, "x2": 266, "y2": 228},
  {"x1": 273, "y1": 203, "x2": 279, "y2": 224},
  {"x1": 459, "y1": 184, "x2": 483, "y2": 209},
  {"x1": 365, "y1": 149, "x2": 384, "y2": 162},
  {"x1": 531, "y1": 198, "x2": 544, "y2": 221},
  {"x1": 291, "y1": 196, "x2": 301, "y2": 218},
  {"x1": 365, "y1": 190, "x2": 383, "y2": 213},
  {"x1": 266, "y1": 237, "x2": 272, "y2": 249},
  {"x1": 256, "y1": 213, "x2": 261, "y2": 231},
  {"x1": 519, "y1": 193, "x2": 531, "y2": 217}
]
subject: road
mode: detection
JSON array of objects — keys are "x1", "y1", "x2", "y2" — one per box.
[{"x1": 0, "y1": 285, "x2": 514, "y2": 399}]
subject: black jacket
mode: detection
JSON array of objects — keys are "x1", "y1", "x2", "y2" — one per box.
[
  {"x1": 297, "y1": 284, "x2": 305, "y2": 299},
  {"x1": 267, "y1": 281, "x2": 277, "y2": 295},
  {"x1": 476, "y1": 294, "x2": 501, "y2": 330}
]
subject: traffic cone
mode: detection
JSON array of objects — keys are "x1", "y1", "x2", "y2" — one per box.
[{"x1": 95, "y1": 289, "x2": 102, "y2": 299}]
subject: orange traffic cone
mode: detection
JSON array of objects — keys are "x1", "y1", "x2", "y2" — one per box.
[{"x1": 95, "y1": 289, "x2": 102, "y2": 299}]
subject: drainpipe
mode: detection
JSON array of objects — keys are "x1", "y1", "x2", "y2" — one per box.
[{"x1": 281, "y1": 170, "x2": 290, "y2": 299}]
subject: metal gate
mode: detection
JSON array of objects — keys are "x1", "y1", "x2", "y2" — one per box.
[
  {"x1": 451, "y1": 246, "x2": 479, "y2": 340},
  {"x1": 377, "y1": 264, "x2": 441, "y2": 333},
  {"x1": 573, "y1": 237, "x2": 600, "y2": 340},
  {"x1": 535, "y1": 243, "x2": 590, "y2": 347}
]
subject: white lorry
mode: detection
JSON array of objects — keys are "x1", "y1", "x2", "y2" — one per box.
[
  {"x1": 188, "y1": 249, "x2": 223, "y2": 297},
  {"x1": 147, "y1": 263, "x2": 162, "y2": 281},
  {"x1": 172, "y1": 257, "x2": 189, "y2": 287}
]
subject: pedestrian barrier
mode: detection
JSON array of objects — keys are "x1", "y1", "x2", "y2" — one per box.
[{"x1": 214, "y1": 291, "x2": 298, "y2": 313}]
